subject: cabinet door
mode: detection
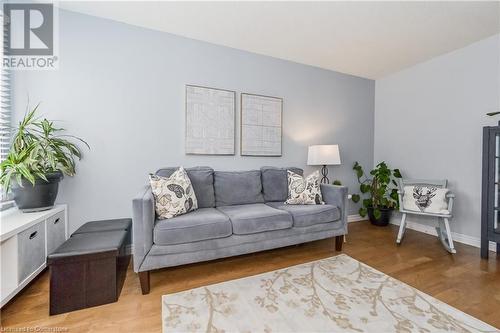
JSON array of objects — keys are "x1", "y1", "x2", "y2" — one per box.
[
  {"x1": 18, "y1": 222, "x2": 46, "y2": 284},
  {"x1": 484, "y1": 128, "x2": 500, "y2": 244},
  {"x1": 1, "y1": 236, "x2": 18, "y2": 303},
  {"x1": 492, "y1": 132, "x2": 500, "y2": 237},
  {"x1": 489, "y1": 134, "x2": 500, "y2": 233},
  {"x1": 47, "y1": 211, "x2": 66, "y2": 254}
]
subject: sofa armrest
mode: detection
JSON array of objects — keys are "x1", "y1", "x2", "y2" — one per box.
[
  {"x1": 320, "y1": 184, "x2": 348, "y2": 231},
  {"x1": 132, "y1": 185, "x2": 155, "y2": 272}
]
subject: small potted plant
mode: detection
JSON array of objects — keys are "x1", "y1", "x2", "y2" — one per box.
[
  {"x1": 351, "y1": 161, "x2": 402, "y2": 226},
  {"x1": 0, "y1": 104, "x2": 89, "y2": 212}
]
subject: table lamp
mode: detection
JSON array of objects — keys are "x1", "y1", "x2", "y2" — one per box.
[{"x1": 307, "y1": 145, "x2": 341, "y2": 183}]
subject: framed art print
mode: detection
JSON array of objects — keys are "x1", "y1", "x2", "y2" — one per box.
[
  {"x1": 185, "y1": 85, "x2": 236, "y2": 155},
  {"x1": 240, "y1": 93, "x2": 282, "y2": 156}
]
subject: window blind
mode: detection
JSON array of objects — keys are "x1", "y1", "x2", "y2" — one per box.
[
  {"x1": 0, "y1": 71, "x2": 10, "y2": 162},
  {"x1": 0, "y1": 10, "x2": 14, "y2": 207},
  {"x1": 0, "y1": 10, "x2": 11, "y2": 163}
]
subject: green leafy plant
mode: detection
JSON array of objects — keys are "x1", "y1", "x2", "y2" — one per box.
[
  {"x1": 0, "y1": 104, "x2": 89, "y2": 192},
  {"x1": 351, "y1": 161, "x2": 402, "y2": 219}
]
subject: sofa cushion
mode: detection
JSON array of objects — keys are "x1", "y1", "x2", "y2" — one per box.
[
  {"x1": 153, "y1": 208, "x2": 231, "y2": 245},
  {"x1": 214, "y1": 170, "x2": 264, "y2": 206},
  {"x1": 266, "y1": 202, "x2": 340, "y2": 227},
  {"x1": 156, "y1": 166, "x2": 215, "y2": 208},
  {"x1": 261, "y1": 167, "x2": 303, "y2": 202},
  {"x1": 217, "y1": 204, "x2": 292, "y2": 235}
]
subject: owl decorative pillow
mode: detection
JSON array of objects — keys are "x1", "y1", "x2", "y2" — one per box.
[
  {"x1": 285, "y1": 170, "x2": 324, "y2": 205},
  {"x1": 149, "y1": 167, "x2": 198, "y2": 219},
  {"x1": 403, "y1": 185, "x2": 450, "y2": 214}
]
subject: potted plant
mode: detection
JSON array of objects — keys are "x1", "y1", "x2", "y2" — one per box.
[
  {"x1": 0, "y1": 104, "x2": 89, "y2": 212},
  {"x1": 351, "y1": 161, "x2": 402, "y2": 226}
]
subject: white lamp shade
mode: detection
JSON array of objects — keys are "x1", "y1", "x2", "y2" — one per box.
[{"x1": 307, "y1": 145, "x2": 341, "y2": 166}]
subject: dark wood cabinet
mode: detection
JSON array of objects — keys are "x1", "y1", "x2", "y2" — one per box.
[{"x1": 481, "y1": 124, "x2": 500, "y2": 258}]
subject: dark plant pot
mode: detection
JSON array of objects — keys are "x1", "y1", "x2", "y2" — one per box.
[
  {"x1": 11, "y1": 171, "x2": 63, "y2": 212},
  {"x1": 367, "y1": 207, "x2": 392, "y2": 226}
]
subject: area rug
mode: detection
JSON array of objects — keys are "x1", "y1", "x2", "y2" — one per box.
[{"x1": 162, "y1": 254, "x2": 498, "y2": 332}]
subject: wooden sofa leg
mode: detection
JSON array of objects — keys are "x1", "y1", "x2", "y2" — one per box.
[
  {"x1": 139, "y1": 271, "x2": 150, "y2": 295},
  {"x1": 335, "y1": 235, "x2": 343, "y2": 251}
]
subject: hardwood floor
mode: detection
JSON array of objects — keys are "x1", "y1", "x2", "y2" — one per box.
[{"x1": 1, "y1": 221, "x2": 499, "y2": 332}]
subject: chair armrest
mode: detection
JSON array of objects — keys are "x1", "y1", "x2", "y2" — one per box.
[
  {"x1": 446, "y1": 192, "x2": 455, "y2": 214},
  {"x1": 320, "y1": 184, "x2": 348, "y2": 231},
  {"x1": 397, "y1": 189, "x2": 404, "y2": 212},
  {"x1": 132, "y1": 184, "x2": 155, "y2": 272}
]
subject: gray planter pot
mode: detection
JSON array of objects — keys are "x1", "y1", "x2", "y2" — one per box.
[{"x1": 12, "y1": 171, "x2": 63, "y2": 212}]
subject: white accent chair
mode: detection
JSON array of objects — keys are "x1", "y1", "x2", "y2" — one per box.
[{"x1": 396, "y1": 179, "x2": 456, "y2": 254}]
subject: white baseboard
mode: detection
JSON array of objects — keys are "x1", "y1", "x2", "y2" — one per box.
[
  {"x1": 389, "y1": 217, "x2": 497, "y2": 253},
  {"x1": 347, "y1": 213, "x2": 497, "y2": 253},
  {"x1": 347, "y1": 214, "x2": 364, "y2": 223}
]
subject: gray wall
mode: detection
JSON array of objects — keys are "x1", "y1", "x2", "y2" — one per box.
[
  {"x1": 12, "y1": 10, "x2": 375, "y2": 232},
  {"x1": 374, "y1": 34, "x2": 500, "y2": 238}
]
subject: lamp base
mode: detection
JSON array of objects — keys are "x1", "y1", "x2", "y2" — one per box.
[{"x1": 320, "y1": 165, "x2": 329, "y2": 184}]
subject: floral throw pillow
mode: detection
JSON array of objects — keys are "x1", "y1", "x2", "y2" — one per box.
[
  {"x1": 285, "y1": 170, "x2": 324, "y2": 205},
  {"x1": 149, "y1": 167, "x2": 198, "y2": 219}
]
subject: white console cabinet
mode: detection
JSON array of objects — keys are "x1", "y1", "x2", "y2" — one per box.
[{"x1": 0, "y1": 205, "x2": 68, "y2": 307}]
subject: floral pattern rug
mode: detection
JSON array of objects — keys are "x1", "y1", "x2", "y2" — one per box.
[{"x1": 162, "y1": 254, "x2": 498, "y2": 333}]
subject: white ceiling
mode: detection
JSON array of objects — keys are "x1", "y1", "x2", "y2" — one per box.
[{"x1": 58, "y1": 1, "x2": 500, "y2": 79}]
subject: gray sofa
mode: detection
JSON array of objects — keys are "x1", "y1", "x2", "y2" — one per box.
[{"x1": 132, "y1": 166, "x2": 348, "y2": 294}]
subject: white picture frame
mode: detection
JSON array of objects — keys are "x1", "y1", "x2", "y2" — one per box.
[
  {"x1": 185, "y1": 85, "x2": 236, "y2": 155},
  {"x1": 240, "y1": 93, "x2": 283, "y2": 156}
]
